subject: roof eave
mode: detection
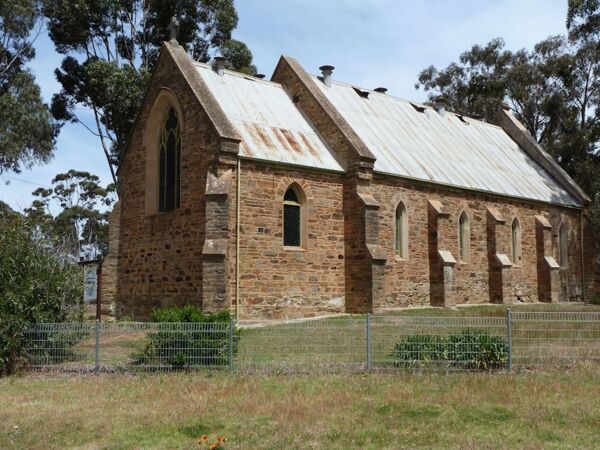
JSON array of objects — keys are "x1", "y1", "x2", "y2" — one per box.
[{"x1": 494, "y1": 107, "x2": 591, "y2": 207}]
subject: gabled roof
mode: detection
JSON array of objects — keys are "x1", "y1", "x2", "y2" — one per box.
[
  {"x1": 194, "y1": 62, "x2": 344, "y2": 172},
  {"x1": 310, "y1": 77, "x2": 579, "y2": 207},
  {"x1": 136, "y1": 44, "x2": 584, "y2": 207}
]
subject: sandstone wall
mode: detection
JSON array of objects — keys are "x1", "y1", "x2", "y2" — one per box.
[
  {"x1": 373, "y1": 175, "x2": 585, "y2": 312},
  {"x1": 233, "y1": 160, "x2": 346, "y2": 319},
  {"x1": 116, "y1": 49, "x2": 221, "y2": 319},
  {"x1": 99, "y1": 203, "x2": 120, "y2": 317}
]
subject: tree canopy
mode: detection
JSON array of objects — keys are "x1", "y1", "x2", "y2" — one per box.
[
  {"x1": 416, "y1": 2, "x2": 600, "y2": 229},
  {"x1": 44, "y1": 0, "x2": 256, "y2": 184},
  {"x1": 25, "y1": 170, "x2": 116, "y2": 259},
  {"x1": 0, "y1": 0, "x2": 55, "y2": 174}
]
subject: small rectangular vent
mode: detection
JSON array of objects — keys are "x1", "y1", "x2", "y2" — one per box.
[
  {"x1": 353, "y1": 87, "x2": 370, "y2": 99},
  {"x1": 410, "y1": 103, "x2": 426, "y2": 113}
]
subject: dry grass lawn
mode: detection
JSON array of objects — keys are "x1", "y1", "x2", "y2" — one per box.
[{"x1": 1, "y1": 364, "x2": 599, "y2": 449}]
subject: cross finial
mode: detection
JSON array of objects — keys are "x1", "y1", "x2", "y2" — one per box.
[{"x1": 168, "y1": 16, "x2": 180, "y2": 43}]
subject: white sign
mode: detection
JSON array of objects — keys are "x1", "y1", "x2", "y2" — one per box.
[{"x1": 83, "y1": 265, "x2": 98, "y2": 303}]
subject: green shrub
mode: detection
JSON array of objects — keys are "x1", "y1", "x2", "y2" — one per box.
[
  {"x1": 0, "y1": 215, "x2": 83, "y2": 375},
  {"x1": 391, "y1": 328, "x2": 508, "y2": 371},
  {"x1": 132, "y1": 306, "x2": 237, "y2": 369}
]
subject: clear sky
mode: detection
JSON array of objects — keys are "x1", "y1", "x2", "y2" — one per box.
[{"x1": 0, "y1": 0, "x2": 568, "y2": 211}]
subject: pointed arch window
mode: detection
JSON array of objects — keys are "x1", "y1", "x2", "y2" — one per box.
[
  {"x1": 158, "y1": 107, "x2": 181, "y2": 212},
  {"x1": 283, "y1": 186, "x2": 304, "y2": 247},
  {"x1": 395, "y1": 202, "x2": 408, "y2": 259},
  {"x1": 458, "y1": 212, "x2": 470, "y2": 262},
  {"x1": 558, "y1": 223, "x2": 568, "y2": 268},
  {"x1": 512, "y1": 218, "x2": 522, "y2": 265}
]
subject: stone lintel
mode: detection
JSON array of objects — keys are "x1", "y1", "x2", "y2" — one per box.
[
  {"x1": 428, "y1": 199, "x2": 450, "y2": 217},
  {"x1": 487, "y1": 207, "x2": 506, "y2": 224},
  {"x1": 535, "y1": 215, "x2": 552, "y2": 229},
  {"x1": 495, "y1": 253, "x2": 512, "y2": 268},
  {"x1": 366, "y1": 244, "x2": 387, "y2": 262},
  {"x1": 205, "y1": 170, "x2": 232, "y2": 196},
  {"x1": 438, "y1": 250, "x2": 457, "y2": 266},
  {"x1": 202, "y1": 239, "x2": 228, "y2": 257},
  {"x1": 544, "y1": 256, "x2": 560, "y2": 270},
  {"x1": 357, "y1": 192, "x2": 379, "y2": 209}
]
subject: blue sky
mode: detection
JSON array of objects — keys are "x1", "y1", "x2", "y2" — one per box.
[{"x1": 1, "y1": 0, "x2": 568, "y2": 211}]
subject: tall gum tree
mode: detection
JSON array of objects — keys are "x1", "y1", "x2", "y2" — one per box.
[
  {"x1": 0, "y1": 0, "x2": 55, "y2": 174},
  {"x1": 44, "y1": 0, "x2": 256, "y2": 187}
]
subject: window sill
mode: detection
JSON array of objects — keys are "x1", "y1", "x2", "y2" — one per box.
[
  {"x1": 283, "y1": 246, "x2": 307, "y2": 252},
  {"x1": 395, "y1": 256, "x2": 408, "y2": 262},
  {"x1": 146, "y1": 208, "x2": 181, "y2": 218}
]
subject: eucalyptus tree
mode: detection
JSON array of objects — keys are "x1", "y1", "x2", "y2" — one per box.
[
  {"x1": 44, "y1": 0, "x2": 256, "y2": 185},
  {"x1": 416, "y1": 1, "x2": 600, "y2": 228},
  {"x1": 0, "y1": 0, "x2": 55, "y2": 174},
  {"x1": 26, "y1": 170, "x2": 116, "y2": 258}
]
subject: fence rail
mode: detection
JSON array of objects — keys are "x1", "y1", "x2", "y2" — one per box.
[{"x1": 22, "y1": 311, "x2": 600, "y2": 373}]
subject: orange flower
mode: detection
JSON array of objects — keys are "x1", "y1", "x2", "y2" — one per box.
[
  {"x1": 200, "y1": 434, "x2": 209, "y2": 442},
  {"x1": 209, "y1": 444, "x2": 218, "y2": 450},
  {"x1": 217, "y1": 436, "x2": 225, "y2": 442}
]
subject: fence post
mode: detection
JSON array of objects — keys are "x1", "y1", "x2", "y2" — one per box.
[
  {"x1": 228, "y1": 317, "x2": 234, "y2": 372},
  {"x1": 95, "y1": 319, "x2": 100, "y2": 373},
  {"x1": 506, "y1": 309, "x2": 512, "y2": 372},
  {"x1": 366, "y1": 313, "x2": 372, "y2": 372}
]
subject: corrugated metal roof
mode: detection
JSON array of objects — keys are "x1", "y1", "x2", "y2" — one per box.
[
  {"x1": 195, "y1": 63, "x2": 343, "y2": 172},
  {"x1": 311, "y1": 77, "x2": 579, "y2": 207}
]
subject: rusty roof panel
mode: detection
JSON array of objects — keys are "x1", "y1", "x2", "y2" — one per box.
[
  {"x1": 311, "y1": 77, "x2": 578, "y2": 207},
  {"x1": 194, "y1": 63, "x2": 343, "y2": 172}
]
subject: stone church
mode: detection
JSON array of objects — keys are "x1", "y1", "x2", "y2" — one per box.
[{"x1": 101, "y1": 39, "x2": 599, "y2": 320}]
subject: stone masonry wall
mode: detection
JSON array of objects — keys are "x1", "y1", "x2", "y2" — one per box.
[
  {"x1": 116, "y1": 48, "x2": 221, "y2": 319},
  {"x1": 373, "y1": 175, "x2": 585, "y2": 312},
  {"x1": 233, "y1": 160, "x2": 346, "y2": 320},
  {"x1": 99, "y1": 203, "x2": 120, "y2": 318}
]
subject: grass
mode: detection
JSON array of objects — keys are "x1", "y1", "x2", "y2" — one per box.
[{"x1": 1, "y1": 365, "x2": 599, "y2": 449}]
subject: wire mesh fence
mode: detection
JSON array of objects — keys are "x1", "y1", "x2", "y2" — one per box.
[
  {"x1": 511, "y1": 312, "x2": 600, "y2": 368},
  {"x1": 23, "y1": 321, "x2": 233, "y2": 373},
  {"x1": 21, "y1": 311, "x2": 600, "y2": 374}
]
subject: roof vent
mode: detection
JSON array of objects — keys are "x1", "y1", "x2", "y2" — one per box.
[
  {"x1": 374, "y1": 87, "x2": 388, "y2": 94},
  {"x1": 434, "y1": 96, "x2": 449, "y2": 114},
  {"x1": 501, "y1": 101, "x2": 511, "y2": 111},
  {"x1": 353, "y1": 87, "x2": 370, "y2": 99},
  {"x1": 255, "y1": 73, "x2": 265, "y2": 79},
  {"x1": 410, "y1": 103, "x2": 426, "y2": 113},
  {"x1": 319, "y1": 65, "x2": 335, "y2": 87},
  {"x1": 213, "y1": 56, "x2": 226, "y2": 76}
]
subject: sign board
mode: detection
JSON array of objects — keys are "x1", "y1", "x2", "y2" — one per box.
[{"x1": 83, "y1": 265, "x2": 98, "y2": 303}]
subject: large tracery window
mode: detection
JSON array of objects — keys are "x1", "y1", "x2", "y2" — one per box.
[
  {"x1": 158, "y1": 107, "x2": 181, "y2": 212},
  {"x1": 283, "y1": 186, "x2": 303, "y2": 247}
]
